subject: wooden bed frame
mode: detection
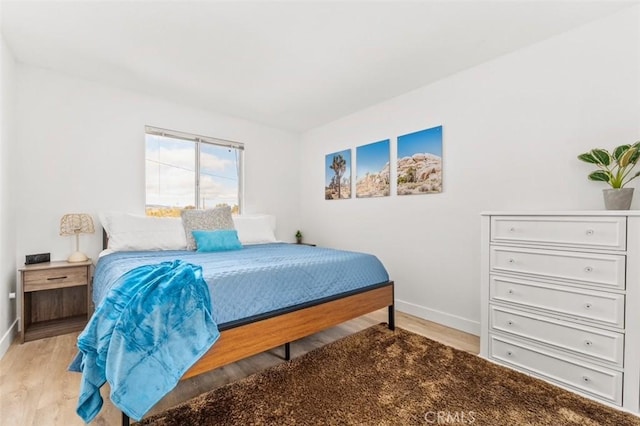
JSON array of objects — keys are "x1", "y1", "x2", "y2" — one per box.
[
  {"x1": 101, "y1": 231, "x2": 394, "y2": 425},
  {"x1": 183, "y1": 282, "x2": 394, "y2": 379}
]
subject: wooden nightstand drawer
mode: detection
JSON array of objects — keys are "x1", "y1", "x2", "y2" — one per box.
[{"x1": 23, "y1": 266, "x2": 88, "y2": 291}]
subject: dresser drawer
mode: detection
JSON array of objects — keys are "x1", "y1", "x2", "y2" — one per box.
[
  {"x1": 490, "y1": 305, "x2": 624, "y2": 366},
  {"x1": 489, "y1": 335, "x2": 622, "y2": 405},
  {"x1": 490, "y1": 246, "x2": 625, "y2": 289},
  {"x1": 490, "y1": 275, "x2": 624, "y2": 328},
  {"x1": 491, "y1": 216, "x2": 626, "y2": 250},
  {"x1": 23, "y1": 266, "x2": 89, "y2": 292}
]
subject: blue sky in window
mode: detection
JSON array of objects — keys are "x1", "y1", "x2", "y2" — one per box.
[{"x1": 145, "y1": 134, "x2": 239, "y2": 208}]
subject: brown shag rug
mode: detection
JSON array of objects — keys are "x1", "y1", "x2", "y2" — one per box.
[{"x1": 137, "y1": 324, "x2": 640, "y2": 425}]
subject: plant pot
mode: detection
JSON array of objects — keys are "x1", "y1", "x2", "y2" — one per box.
[{"x1": 603, "y1": 188, "x2": 634, "y2": 210}]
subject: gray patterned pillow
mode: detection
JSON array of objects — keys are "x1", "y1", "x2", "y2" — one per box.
[{"x1": 181, "y1": 206, "x2": 235, "y2": 250}]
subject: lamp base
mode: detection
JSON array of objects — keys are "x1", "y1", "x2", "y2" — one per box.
[{"x1": 67, "y1": 251, "x2": 88, "y2": 263}]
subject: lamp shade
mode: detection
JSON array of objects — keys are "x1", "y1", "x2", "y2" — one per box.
[
  {"x1": 60, "y1": 214, "x2": 94, "y2": 262},
  {"x1": 60, "y1": 214, "x2": 95, "y2": 236}
]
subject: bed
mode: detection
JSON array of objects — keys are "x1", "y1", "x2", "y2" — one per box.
[{"x1": 77, "y1": 213, "x2": 394, "y2": 425}]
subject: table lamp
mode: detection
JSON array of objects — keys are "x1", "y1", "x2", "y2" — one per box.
[{"x1": 59, "y1": 213, "x2": 95, "y2": 262}]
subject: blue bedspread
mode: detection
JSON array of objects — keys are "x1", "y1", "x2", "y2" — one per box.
[
  {"x1": 93, "y1": 243, "x2": 390, "y2": 325},
  {"x1": 70, "y1": 260, "x2": 219, "y2": 422}
]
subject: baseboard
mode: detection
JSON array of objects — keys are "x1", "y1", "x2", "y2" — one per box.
[
  {"x1": 0, "y1": 318, "x2": 18, "y2": 360},
  {"x1": 395, "y1": 299, "x2": 480, "y2": 336}
]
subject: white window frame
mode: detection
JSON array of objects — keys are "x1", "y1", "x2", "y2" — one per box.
[{"x1": 145, "y1": 125, "x2": 244, "y2": 212}]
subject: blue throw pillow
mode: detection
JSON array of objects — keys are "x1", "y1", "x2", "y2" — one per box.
[{"x1": 192, "y1": 230, "x2": 243, "y2": 252}]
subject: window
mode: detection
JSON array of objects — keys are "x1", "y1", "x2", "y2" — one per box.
[{"x1": 145, "y1": 126, "x2": 243, "y2": 217}]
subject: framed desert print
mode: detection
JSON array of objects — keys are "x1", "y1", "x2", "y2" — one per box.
[
  {"x1": 397, "y1": 126, "x2": 442, "y2": 195},
  {"x1": 356, "y1": 139, "x2": 390, "y2": 198},
  {"x1": 325, "y1": 149, "x2": 352, "y2": 200}
]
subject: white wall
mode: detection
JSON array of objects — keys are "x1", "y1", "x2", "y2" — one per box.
[
  {"x1": 299, "y1": 7, "x2": 640, "y2": 334},
  {"x1": 14, "y1": 66, "x2": 301, "y2": 264},
  {"x1": 0, "y1": 28, "x2": 19, "y2": 354}
]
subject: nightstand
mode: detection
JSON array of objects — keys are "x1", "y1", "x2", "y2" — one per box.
[{"x1": 19, "y1": 260, "x2": 92, "y2": 343}]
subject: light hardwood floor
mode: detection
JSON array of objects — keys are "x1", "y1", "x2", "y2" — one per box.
[{"x1": 0, "y1": 310, "x2": 479, "y2": 425}]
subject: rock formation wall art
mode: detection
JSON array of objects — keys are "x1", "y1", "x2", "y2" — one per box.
[
  {"x1": 356, "y1": 139, "x2": 390, "y2": 198},
  {"x1": 397, "y1": 126, "x2": 443, "y2": 195}
]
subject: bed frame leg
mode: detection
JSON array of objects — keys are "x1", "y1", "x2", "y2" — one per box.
[
  {"x1": 122, "y1": 412, "x2": 130, "y2": 426},
  {"x1": 388, "y1": 305, "x2": 395, "y2": 330},
  {"x1": 284, "y1": 342, "x2": 291, "y2": 360}
]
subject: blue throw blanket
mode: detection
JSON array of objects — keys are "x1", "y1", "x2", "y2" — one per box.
[{"x1": 69, "y1": 260, "x2": 220, "y2": 422}]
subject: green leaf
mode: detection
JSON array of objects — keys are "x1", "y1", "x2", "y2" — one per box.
[
  {"x1": 590, "y1": 149, "x2": 611, "y2": 166},
  {"x1": 613, "y1": 145, "x2": 631, "y2": 161},
  {"x1": 588, "y1": 170, "x2": 611, "y2": 182},
  {"x1": 619, "y1": 147, "x2": 637, "y2": 167},
  {"x1": 577, "y1": 152, "x2": 598, "y2": 163}
]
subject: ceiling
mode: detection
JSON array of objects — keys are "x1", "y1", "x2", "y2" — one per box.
[{"x1": 1, "y1": 1, "x2": 637, "y2": 132}]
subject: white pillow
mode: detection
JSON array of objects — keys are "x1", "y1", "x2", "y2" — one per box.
[
  {"x1": 232, "y1": 214, "x2": 277, "y2": 245},
  {"x1": 99, "y1": 212, "x2": 187, "y2": 251}
]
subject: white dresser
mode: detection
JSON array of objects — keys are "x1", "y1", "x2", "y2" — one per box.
[{"x1": 480, "y1": 211, "x2": 640, "y2": 414}]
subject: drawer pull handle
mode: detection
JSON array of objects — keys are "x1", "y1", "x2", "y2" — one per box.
[
  {"x1": 508, "y1": 258, "x2": 515, "y2": 264},
  {"x1": 584, "y1": 266, "x2": 593, "y2": 273},
  {"x1": 506, "y1": 351, "x2": 513, "y2": 357},
  {"x1": 585, "y1": 303, "x2": 592, "y2": 309},
  {"x1": 509, "y1": 227, "x2": 516, "y2": 232},
  {"x1": 507, "y1": 289, "x2": 514, "y2": 295},
  {"x1": 582, "y1": 376, "x2": 591, "y2": 383},
  {"x1": 46, "y1": 276, "x2": 68, "y2": 281},
  {"x1": 586, "y1": 229, "x2": 594, "y2": 236},
  {"x1": 507, "y1": 320, "x2": 514, "y2": 326},
  {"x1": 585, "y1": 340, "x2": 593, "y2": 347}
]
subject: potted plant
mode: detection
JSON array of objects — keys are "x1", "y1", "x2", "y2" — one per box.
[
  {"x1": 578, "y1": 142, "x2": 640, "y2": 210},
  {"x1": 295, "y1": 230, "x2": 303, "y2": 244}
]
